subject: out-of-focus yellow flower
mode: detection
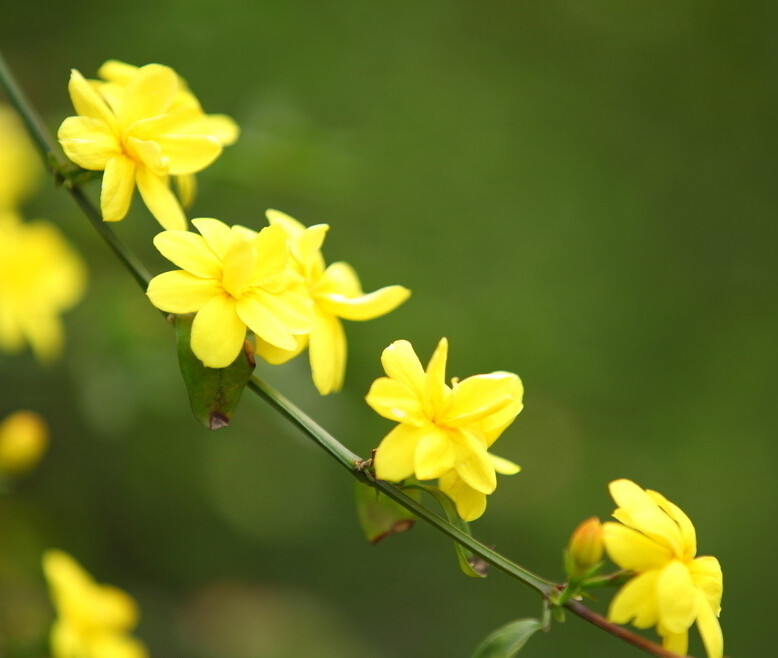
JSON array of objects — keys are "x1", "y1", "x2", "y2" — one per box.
[
  {"x1": 602, "y1": 479, "x2": 723, "y2": 658},
  {"x1": 255, "y1": 210, "x2": 410, "y2": 394},
  {"x1": 95, "y1": 60, "x2": 239, "y2": 210},
  {"x1": 565, "y1": 517, "x2": 604, "y2": 580},
  {"x1": 0, "y1": 105, "x2": 40, "y2": 210},
  {"x1": 366, "y1": 338, "x2": 523, "y2": 521},
  {"x1": 0, "y1": 212, "x2": 86, "y2": 361},
  {"x1": 58, "y1": 62, "x2": 238, "y2": 229},
  {"x1": 43, "y1": 550, "x2": 148, "y2": 658},
  {"x1": 0, "y1": 410, "x2": 48, "y2": 476},
  {"x1": 146, "y1": 218, "x2": 311, "y2": 368}
]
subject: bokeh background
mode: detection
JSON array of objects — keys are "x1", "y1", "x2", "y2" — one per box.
[{"x1": 1, "y1": 1, "x2": 776, "y2": 656}]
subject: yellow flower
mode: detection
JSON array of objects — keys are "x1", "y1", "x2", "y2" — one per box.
[
  {"x1": 146, "y1": 218, "x2": 311, "y2": 368},
  {"x1": 366, "y1": 338, "x2": 523, "y2": 521},
  {"x1": 95, "y1": 60, "x2": 239, "y2": 209},
  {"x1": 602, "y1": 479, "x2": 723, "y2": 658},
  {"x1": 0, "y1": 410, "x2": 48, "y2": 476},
  {"x1": 255, "y1": 210, "x2": 411, "y2": 394},
  {"x1": 0, "y1": 212, "x2": 86, "y2": 361},
  {"x1": 0, "y1": 105, "x2": 40, "y2": 210},
  {"x1": 58, "y1": 62, "x2": 236, "y2": 229},
  {"x1": 43, "y1": 550, "x2": 148, "y2": 658}
]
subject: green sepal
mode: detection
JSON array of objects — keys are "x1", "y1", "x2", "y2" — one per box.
[
  {"x1": 471, "y1": 618, "x2": 544, "y2": 658},
  {"x1": 405, "y1": 483, "x2": 488, "y2": 578},
  {"x1": 354, "y1": 481, "x2": 417, "y2": 544},
  {"x1": 174, "y1": 314, "x2": 255, "y2": 429}
]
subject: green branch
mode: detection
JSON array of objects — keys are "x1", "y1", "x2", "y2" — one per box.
[{"x1": 0, "y1": 48, "x2": 691, "y2": 658}]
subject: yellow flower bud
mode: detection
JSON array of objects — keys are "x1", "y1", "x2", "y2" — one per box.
[
  {"x1": 565, "y1": 517, "x2": 604, "y2": 580},
  {"x1": 0, "y1": 410, "x2": 48, "y2": 476}
]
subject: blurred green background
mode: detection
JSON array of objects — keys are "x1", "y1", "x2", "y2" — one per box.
[{"x1": 1, "y1": 1, "x2": 776, "y2": 656}]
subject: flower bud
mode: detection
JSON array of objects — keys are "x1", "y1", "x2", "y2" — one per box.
[
  {"x1": 565, "y1": 517, "x2": 604, "y2": 580},
  {"x1": 0, "y1": 410, "x2": 48, "y2": 476}
]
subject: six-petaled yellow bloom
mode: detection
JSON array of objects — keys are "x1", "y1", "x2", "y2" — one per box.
[
  {"x1": 58, "y1": 62, "x2": 237, "y2": 229},
  {"x1": 366, "y1": 338, "x2": 523, "y2": 521},
  {"x1": 43, "y1": 550, "x2": 148, "y2": 658},
  {"x1": 146, "y1": 217, "x2": 311, "y2": 368},
  {"x1": 0, "y1": 212, "x2": 86, "y2": 361},
  {"x1": 602, "y1": 479, "x2": 724, "y2": 658},
  {"x1": 254, "y1": 209, "x2": 410, "y2": 394},
  {"x1": 94, "y1": 60, "x2": 239, "y2": 209}
]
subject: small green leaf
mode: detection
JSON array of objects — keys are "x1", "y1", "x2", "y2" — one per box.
[
  {"x1": 471, "y1": 618, "x2": 544, "y2": 658},
  {"x1": 405, "y1": 483, "x2": 488, "y2": 578},
  {"x1": 174, "y1": 315, "x2": 255, "y2": 429},
  {"x1": 355, "y1": 482, "x2": 417, "y2": 544}
]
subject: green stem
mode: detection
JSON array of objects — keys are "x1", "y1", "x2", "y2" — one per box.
[{"x1": 0, "y1": 50, "x2": 693, "y2": 658}]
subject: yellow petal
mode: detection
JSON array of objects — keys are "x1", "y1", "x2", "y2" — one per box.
[
  {"x1": 657, "y1": 561, "x2": 698, "y2": 634},
  {"x1": 308, "y1": 307, "x2": 346, "y2": 394},
  {"x1": 602, "y1": 522, "x2": 673, "y2": 572},
  {"x1": 695, "y1": 589, "x2": 724, "y2": 658},
  {"x1": 248, "y1": 224, "x2": 292, "y2": 286},
  {"x1": 374, "y1": 424, "x2": 422, "y2": 482},
  {"x1": 647, "y1": 489, "x2": 697, "y2": 560},
  {"x1": 608, "y1": 479, "x2": 686, "y2": 556},
  {"x1": 442, "y1": 372, "x2": 521, "y2": 427},
  {"x1": 153, "y1": 231, "x2": 222, "y2": 278},
  {"x1": 689, "y1": 556, "x2": 723, "y2": 613},
  {"x1": 117, "y1": 64, "x2": 178, "y2": 127},
  {"x1": 101, "y1": 156, "x2": 136, "y2": 222},
  {"x1": 192, "y1": 217, "x2": 236, "y2": 259},
  {"x1": 135, "y1": 167, "x2": 186, "y2": 230},
  {"x1": 265, "y1": 208, "x2": 306, "y2": 237},
  {"x1": 294, "y1": 224, "x2": 328, "y2": 278},
  {"x1": 126, "y1": 137, "x2": 167, "y2": 175},
  {"x1": 438, "y1": 471, "x2": 487, "y2": 522},
  {"x1": 91, "y1": 584, "x2": 139, "y2": 630},
  {"x1": 175, "y1": 174, "x2": 197, "y2": 208},
  {"x1": 221, "y1": 239, "x2": 256, "y2": 297},
  {"x1": 381, "y1": 340, "x2": 425, "y2": 392},
  {"x1": 414, "y1": 426, "x2": 456, "y2": 480},
  {"x1": 316, "y1": 260, "x2": 361, "y2": 297},
  {"x1": 68, "y1": 69, "x2": 116, "y2": 127},
  {"x1": 201, "y1": 113, "x2": 240, "y2": 145},
  {"x1": 608, "y1": 568, "x2": 661, "y2": 628},
  {"x1": 365, "y1": 377, "x2": 425, "y2": 426},
  {"x1": 97, "y1": 59, "x2": 138, "y2": 84},
  {"x1": 488, "y1": 453, "x2": 520, "y2": 475},
  {"x1": 660, "y1": 629, "x2": 688, "y2": 657},
  {"x1": 453, "y1": 429, "x2": 496, "y2": 494},
  {"x1": 479, "y1": 375, "x2": 524, "y2": 446},
  {"x1": 146, "y1": 271, "x2": 221, "y2": 313},
  {"x1": 317, "y1": 285, "x2": 411, "y2": 321},
  {"x1": 90, "y1": 634, "x2": 149, "y2": 658},
  {"x1": 235, "y1": 294, "x2": 296, "y2": 351},
  {"x1": 58, "y1": 116, "x2": 120, "y2": 170},
  {"x1": 190, "y1": 295, "x2": 246, "y2": 368},
  {"x1": 20, "y1": 312, "x2": 62, "y2": 362},
  {"x1": 424, "y1": 337, "x2": 449, "y2": 413},
  {"x1": 251, "y1": 286, "x2": 312, "y2": 334},
  {"x1": 151, "y1": 133, "x2": 222, "y2": 175},
  {"x1": 254, "y1": 334, "x2": 308, "y2": 365}
]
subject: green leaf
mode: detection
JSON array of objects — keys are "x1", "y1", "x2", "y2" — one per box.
[
  {"x1": 471, "y1": 618, "x2": 544, "y2": 658},
  {"x1": 355, "y1": 482, "x2": 417, "y2": 544},
  {"x1": 406, "y1": 483, "x2": 488, "y2": 578},
  {"x1": 174, "y1": 315, "x2": 255, "y2": 429}
]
